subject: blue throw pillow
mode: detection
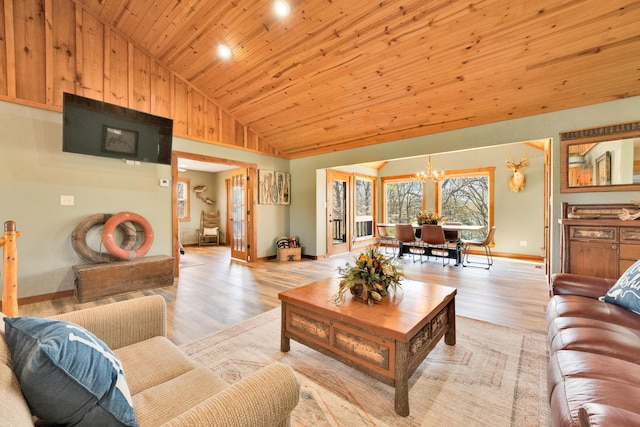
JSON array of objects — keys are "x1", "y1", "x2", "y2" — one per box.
[
  {"x1": 601, "y1": 259, "x2": 640, "y2": 314},
  {"x1": 3, "y1": 316, "x2": 138, "y2": 426}
]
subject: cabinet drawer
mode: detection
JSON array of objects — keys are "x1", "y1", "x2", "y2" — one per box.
[
  {"x1": 621, "y1": 228, "x2": 640, "y2": 244},
  {"x1": 620, "y1": 244, "x2": 640, "y2": 260},
  {"x1": 569, "y1": 226, "x2": 616, "y2": 242}
]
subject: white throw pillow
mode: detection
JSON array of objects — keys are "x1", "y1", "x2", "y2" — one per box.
[{"x1": 203, "y1": 227, "x2": 218, "y2": 236}]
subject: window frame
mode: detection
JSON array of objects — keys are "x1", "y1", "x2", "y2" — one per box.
[
  {"x1": 381, "y1": 174, "x2": 426, "y2": 224},
  {"x1": 353, "y1": 173, "x2": 377, "y2": 241},
  {"x1": 177, "y1": 177, "x2": 191, "y2": 222},
  {"x1": 435, "y1": 167, "x2": 495, "y2": 239}
]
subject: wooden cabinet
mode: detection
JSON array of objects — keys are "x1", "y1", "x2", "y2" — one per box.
[{"x1": 560, "y1": 203, "x2": 640, "y2": 279}]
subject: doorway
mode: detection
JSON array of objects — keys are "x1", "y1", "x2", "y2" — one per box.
[
  {"x1": 327, "y1": 169, "x2": 352, "y2": 256},
  {"x1": 171, "y1": 151, "x2": 257, "y2": 276}
]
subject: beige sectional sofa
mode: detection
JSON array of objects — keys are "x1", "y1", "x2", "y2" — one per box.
[{"x1": 0, "y1": 295, "x2": 300, "y2": 426}]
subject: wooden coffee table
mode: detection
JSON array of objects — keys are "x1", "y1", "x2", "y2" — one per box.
[{"x1": 279, "y1": 278, "x2": 456, "y2": 416}]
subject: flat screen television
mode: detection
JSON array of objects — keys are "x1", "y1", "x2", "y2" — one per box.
[{"x1": 63, "y1": 92, "x2": 174, "y2": 165}]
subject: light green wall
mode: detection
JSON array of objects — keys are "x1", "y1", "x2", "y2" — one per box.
[
  {"x1": 2, "y1": 95, "x2": 640, "y2": 300},
  {"x1": 290, "y1": 96, "x2": 640, "y2": 275},
  {"x1": 0, "y1": 101, "x2": 289, "y2": 299}
]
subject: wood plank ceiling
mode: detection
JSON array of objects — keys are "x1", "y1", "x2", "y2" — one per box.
[{"x1": 74, "y1": 0, "x2": 640, "y2": 159}]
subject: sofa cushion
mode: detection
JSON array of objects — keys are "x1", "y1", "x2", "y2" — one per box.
[
  {"x1": 547, "y1": 295, "x2": 640, "y2": 330},
  {"x1": 548, "y1": 316, "x2": 640, "y2": 344},
  {"x1": 549, "y1": 326, "x2": 640, "y2": 364},
  {"x1": 132, "y1": 366, "x2": 227, "y2": 426},
  {"x1": 0, "y1": 363, "x2": 34, "y2": 427},
  {"x1": 114, "y1": 336, "x2": 202, "y2": 395},
  {"x1": 601, "y1": 259, "x2": 640, "y2": 313},
  {"x1": 548, "y1": 350, "x2": 640, "y2": 399},
  {"x1": 550, "y1": 377, "x2": 640, "y2": 427},
  {"x1": 3, "y1": 316, "x2": 138, "y2": 426}
]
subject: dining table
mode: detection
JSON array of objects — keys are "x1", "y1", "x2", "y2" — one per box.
[{"x1": 378, "y1": 223, "x2": 485, "y2": 265}]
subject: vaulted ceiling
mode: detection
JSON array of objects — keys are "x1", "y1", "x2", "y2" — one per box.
[{"x1": 74, "y1": 0, "x2": 640, "y2": 159}]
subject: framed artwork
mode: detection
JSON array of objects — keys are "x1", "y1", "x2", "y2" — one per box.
[
  {"x1": 596, "y1": 151, "x2": 611, "y2": 186},
  {"x1": 102, "y1": 126, "x2": 138, "y2": 155},
  {"x1": 276, "y1": 171, "x2": 290, "y2": 205},
  {"x1": 259, "y1": 169, "x2": 290, "y2": 205}
]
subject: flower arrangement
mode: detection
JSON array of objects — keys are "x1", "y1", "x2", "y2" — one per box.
[
  {"x1": 332, "y1": 247, "x2": 403, "y2": 307},
  {"x1": 416, "y1": 210, "x2": 445, "y2": 225}
]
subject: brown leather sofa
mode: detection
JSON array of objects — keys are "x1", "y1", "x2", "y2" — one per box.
[{"x1": 547, "y1": 273, "x2": 640, "y2": 427}]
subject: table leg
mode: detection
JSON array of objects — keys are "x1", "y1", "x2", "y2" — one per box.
[
  {"x1": 394, "y1": 340, "x2": 410, "y2": 416},
  {"x1": 445, "y1": 299, "x2": 456, "y2": 346},
  {"x1": 280, "y1": 303, "x2": 290, "y2": 352}
]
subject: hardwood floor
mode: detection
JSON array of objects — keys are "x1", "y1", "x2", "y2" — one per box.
[{"x1": 19, "y1": 246, "x2": 551, "y2": 346}]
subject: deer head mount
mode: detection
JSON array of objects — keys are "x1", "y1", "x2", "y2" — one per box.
[{"x1": 505, "y1": 152, "x2": 529, "y2": 192}]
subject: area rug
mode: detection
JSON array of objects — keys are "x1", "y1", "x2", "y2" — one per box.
[{"x1": 181, "y1": 308, "x2": 550, "y2": 426}]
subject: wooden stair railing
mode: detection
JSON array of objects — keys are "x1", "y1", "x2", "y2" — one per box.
[{"x1": 0, "y1": 221, "x2": 21, "y2": 316}]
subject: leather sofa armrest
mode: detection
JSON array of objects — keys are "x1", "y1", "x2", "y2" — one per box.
[
  {"x1": 160, "y1": 362, "x2": 300, "y2": 427},
  {"x1": 579, "y1": 403, "x2": 640, "y2": 427},
  {"x1": 50, "y1": 295, "x2": 166, "y2": 350},
  {"x1": 550, "y1": 273, "x2": 616, "y2": 299}
]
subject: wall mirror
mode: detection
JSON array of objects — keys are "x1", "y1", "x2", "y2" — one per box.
[{"x1": 560, "y1": 120, "x2": 640, "y2": 193}]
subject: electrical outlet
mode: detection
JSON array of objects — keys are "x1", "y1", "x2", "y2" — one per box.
[
  {"x1": 519, "y1": 240, "x2": 528, "y2": 246},
  {"x1": 60, "y1": 195, "x2": 74, "y2": 206}
]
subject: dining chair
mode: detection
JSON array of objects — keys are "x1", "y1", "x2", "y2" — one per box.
[
  {"x1": 394, "y1": 224, "x2": 416, "y2": 258},
  {"x1": 462, "y1": 226, "x2": 497, "y2": 270},
  {"x1": 377, "y1": 224, "x2": 397, "y2": 256},
  {"x1": 419, "y1": 225, "x2": 450, "y2": 266},
  {"x1": 443, "y1": 222, "x2": 462, "y2": 243}
]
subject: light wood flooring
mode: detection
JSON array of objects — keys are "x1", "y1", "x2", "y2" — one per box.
[{"x1": 19, "y1": 246, "x2": 551, "y2": 346}]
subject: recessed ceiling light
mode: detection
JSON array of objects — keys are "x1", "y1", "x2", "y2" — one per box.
[
  {"x1": 217, "y1": 44, "x2": 232, "y2": 60},
  {"x1": 274, "y1": 0, "x2": 291, "y2": 17}
]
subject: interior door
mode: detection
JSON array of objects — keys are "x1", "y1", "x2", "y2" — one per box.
[
  {"x1": 327, "y1": 170, "x2": 351, "y2": 256},
  {"x1": 231, "y1": 169, "x2": 248, "y2": 261}
]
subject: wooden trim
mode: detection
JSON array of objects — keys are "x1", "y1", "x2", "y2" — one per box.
[
  {"x1": 560, "y1": 120, "x2": 640, "y2": 143},
  {"x1": 1, "y1": 290, "x2": 76, "y2": 311},
  {"x1": 171, "y1": 150, "x2": 258, "y2": 272},
  {"x1": 44, "y1": 0, "x2": 54, "y2": 106},
  {"x1": 4, "y1": 0, "x2": 16, "y2": 98}
]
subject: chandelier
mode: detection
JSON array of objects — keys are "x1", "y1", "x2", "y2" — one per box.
[{"x1": 416, "y1": 156, "x2": 445, "y2": 183}]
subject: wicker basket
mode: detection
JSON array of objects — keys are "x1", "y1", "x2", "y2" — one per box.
[{"x1": 277, "y1": 247, "x2": 301, "y2": 261}]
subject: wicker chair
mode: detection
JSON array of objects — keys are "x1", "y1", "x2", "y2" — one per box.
[{"x1": 198, "y1": 210, "x2": 220, "y2": 246}]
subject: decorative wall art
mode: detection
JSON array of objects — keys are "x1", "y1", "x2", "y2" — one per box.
[{"x1": 259, "y1": 169, "x2": 290, "y2": 205}]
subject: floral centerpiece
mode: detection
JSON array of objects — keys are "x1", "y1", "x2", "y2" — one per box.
[
  {"x1": 416, "y1": 210, "x2": 445, "y2": 225},
  {"x1": 332, "y1": 247, "x2": 403, "y2": 307}
]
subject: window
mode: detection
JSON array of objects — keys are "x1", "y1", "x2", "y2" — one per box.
[
  {"x1": 437, "y1": 168, "x2": 494, "y2": 240},
  {"x1": 354, "y1": 175, "x2": 375, "y2": 239},
  {"x1": 382, "y1": 175, "x2": 424, "y2": 224},
  {"x1": 177, "y1": 178, "x2": 190, "y2": 221}
]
